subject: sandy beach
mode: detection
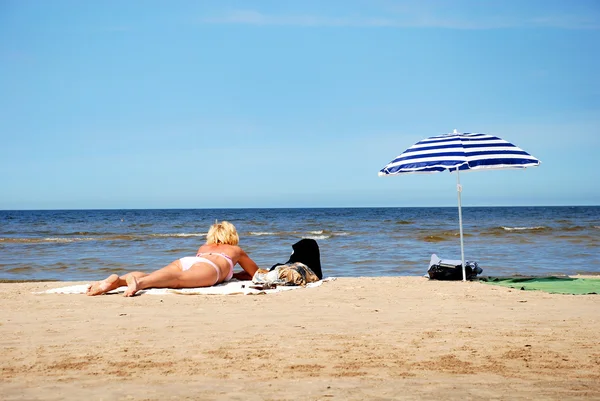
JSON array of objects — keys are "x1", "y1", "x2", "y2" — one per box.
[{"x1": 1, "y1": 277, "x2": 599, "y2": 400}]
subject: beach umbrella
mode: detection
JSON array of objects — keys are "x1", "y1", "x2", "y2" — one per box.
[{"x1": 378, "y1": 129, "x2": 541, "y2": 281}]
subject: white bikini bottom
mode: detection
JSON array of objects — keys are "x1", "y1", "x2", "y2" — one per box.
[{"x1": 179, "y1": 256, "x2": 221, "y2": 284}]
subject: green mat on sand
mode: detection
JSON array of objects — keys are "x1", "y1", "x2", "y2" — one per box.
[{"x1": 481, "y1": 276, "x2": 600, "y2": 295}]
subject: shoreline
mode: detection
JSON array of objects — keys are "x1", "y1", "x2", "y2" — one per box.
[
  {"x1": 2, "y1": 277, "x2": 599, "y2": 400},
  {"x1": 2, "y1": 272, "x2": 599, "y2": 284}
]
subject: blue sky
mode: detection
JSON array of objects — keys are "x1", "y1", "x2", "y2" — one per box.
[{"x1": 1, "y1": 0, "x2": 599, "y2": 209}]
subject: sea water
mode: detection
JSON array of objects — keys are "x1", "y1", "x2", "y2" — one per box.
[{"x1": 0, "y1": 207, "x2": 598, "y2": 281}]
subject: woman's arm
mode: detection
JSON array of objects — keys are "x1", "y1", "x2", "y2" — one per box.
[{"x1": 237, "y1": 249, "x2": 259, "y2": 279}]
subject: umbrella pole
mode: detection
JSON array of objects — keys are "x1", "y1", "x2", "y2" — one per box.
[{"x1": 456, "y1": 169, "x2": 466, "y2": 281}]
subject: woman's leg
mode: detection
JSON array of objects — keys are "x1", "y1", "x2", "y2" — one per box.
[
  {"x1": 86, "y1": 271, "x2": 147, "y2": 296},
  {"x1": 124, "y1": 262, "x2": 219, "y2": 297}
]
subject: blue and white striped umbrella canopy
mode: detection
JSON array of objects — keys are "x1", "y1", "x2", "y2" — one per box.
[
  {"x1": 379, "y1": 130, "x2": 540, "y2": 176},
  {"x1": 379, "y1": 130, "x2": 540, "y2": 281}
]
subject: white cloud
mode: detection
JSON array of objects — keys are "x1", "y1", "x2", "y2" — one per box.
[
  {"x1": 200, "y1": 9, "x2": 600, "y2": 30},
  {"x1": 201, "y1": 10, "x2": 396, "y2": 27}
]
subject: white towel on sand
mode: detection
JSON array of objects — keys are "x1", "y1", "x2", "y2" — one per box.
[{"x1": 37, "y1": 278, "x2": 336, "y2": 296}]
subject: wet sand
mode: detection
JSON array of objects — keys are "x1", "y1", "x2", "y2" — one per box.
[{"x1": 1, "y1": 277, "x2": 599, "y2": 400}]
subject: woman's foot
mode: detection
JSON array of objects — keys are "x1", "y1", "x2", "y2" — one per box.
[
  {"x1": 86, "y1": 274, "x2": 120, "y2": 296},
  {"x1": 124, "y1": 275, "x2": 140, "y2": 297}
]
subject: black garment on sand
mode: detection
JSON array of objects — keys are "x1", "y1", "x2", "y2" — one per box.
[{"x1": 270, "y1": 239, "x2": 323, "y2": 280}]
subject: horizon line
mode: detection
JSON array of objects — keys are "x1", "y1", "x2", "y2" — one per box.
[{"x1": 1, "y1": 204, "x2": 598, "y2": 212}]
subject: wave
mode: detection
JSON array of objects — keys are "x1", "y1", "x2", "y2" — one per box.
[
  {"x1": 0, "y1": 232, "x2": 207, "y2": 244},
  {"x1": 350, "y1": 259, "x2": 379, "y2": 266},
  {"x1": 249, "y1": 231, "x2": 334, "y2": 240},
  {"x1": 556, "y1": 235, "x2": 600, "y2": 244},
  {"x1": 501, "y1": 226, "x2": 549, "y2": 232},
  {"x1": 559, "y1": 225, "x2": 588, "y2": 232},
  {"x1": 479, "y1": 225, "x2": 598, "y2": 237},
  {"x1": 5, "y1": 265, "x2": 36, "y2": 273},
  {"x1": 302, "y1": 234, "x2": 331, "y2": 240},
  {"x1": 418, "y1": 234, "x2": 452, "y2": 243},
  {"x1": 150, "y1": 233, "x2": 206, "y2": 238},
  {"x1": 416, "y1": 230, "x2": 471, "y2": 243},
  {"x1": 165, "y1": 248, "x2": 191, "y2": 254},
  {"x1": 0, "y1": 237, "x2": 97, "y2": 244},
  {"x1": 478, "y1": 226, "x2": 551, "y2": 236},
  {"x1": 248, "y1": 230, "x2": 343, "y2": 239},
  {"x1": 61, "y1": 231, "x2": 110, "y2": 236}
]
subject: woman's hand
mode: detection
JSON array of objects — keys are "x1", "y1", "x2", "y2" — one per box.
[{"x1": 232, "y1": 271, "x2": 253, "y2": 281}]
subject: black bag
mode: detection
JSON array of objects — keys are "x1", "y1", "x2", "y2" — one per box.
[
  {"x1": 270, "y1": 239, "x2": 323, "y2": 280},
  {"x1": 428, "y1": 261, "x2": 482, "y2": 281}
]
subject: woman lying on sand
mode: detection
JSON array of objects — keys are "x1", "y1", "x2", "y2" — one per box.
[{"x1": 86, "y1": 221, "x2": 259, "y2": 297}]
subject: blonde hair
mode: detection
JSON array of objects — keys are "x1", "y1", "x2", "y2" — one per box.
[{"x1": 206, "y1": 221, "x2": 239, "y2": 245}]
